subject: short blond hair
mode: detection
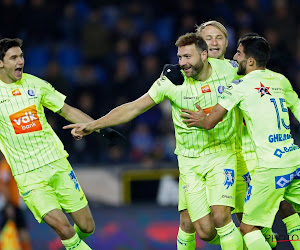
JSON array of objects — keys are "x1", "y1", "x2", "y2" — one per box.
[{"x1": 196, "y1": 20, "x2": 228, "y2": 39}]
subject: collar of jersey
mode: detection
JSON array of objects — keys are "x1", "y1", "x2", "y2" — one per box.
[{"x1": 0, "y1": 78, "x2": 23, "y2": 87}]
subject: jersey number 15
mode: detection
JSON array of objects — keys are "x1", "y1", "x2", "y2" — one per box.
[{"x1": 270, "y1": 98, "x2": 290, "y2": 130}]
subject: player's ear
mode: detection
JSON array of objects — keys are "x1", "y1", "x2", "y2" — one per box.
[
  {"x1": 201, "y1": 49, "x2": 208, "y2": 61},
  {"x1": 0, "y1": 60, "x2": 3, "y2": 68},
  {"x1": 248, "y1": 57, "x2": 255, "y2": 66}
]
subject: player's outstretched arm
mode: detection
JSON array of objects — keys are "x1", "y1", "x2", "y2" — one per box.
[
  {"x1": 58, "y1": 103, "x2": 126, "y2": 143},
  {"x1": 63, "y1": 93, "x2": 156, "y2": 138}
]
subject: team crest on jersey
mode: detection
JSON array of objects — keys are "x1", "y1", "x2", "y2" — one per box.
[
  {"x1": 69, "y1": 170, "x2": 80, "y2": 191},
  {"x1": 224, "y1": 169, "x2": 234, "y2": 189},
  {"x1": 218, "y1": 85, "x2": 225, "y2": 94},
  {"x1": 12, "y1": 89, "x2": 21, "y2": 96},
  {"x1": 228, "y1": 60, "x2": 238, "y2": 67},
  {"x1": 201, "y1": 85, "x2": 211, "y2": 93},
  {"x1": 27, "y1": 89, "x2": 37, "y2": 98},
  {"x1": 255, "y1": 82, "x2": 271, "y2": 97}
]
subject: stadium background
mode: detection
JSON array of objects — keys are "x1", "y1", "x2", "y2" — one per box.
[{"x1": 0, "y1": 0, "x2": 300, "y2": 249}]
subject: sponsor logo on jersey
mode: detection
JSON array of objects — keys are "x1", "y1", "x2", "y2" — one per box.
[
  {"x1": 224, "y1": 169, "x2": 234, "y2": 189},
  {"x1": 255, "y1": 82, "x2": 271, "y2": 97},
  {"x1": 201, "y1": 85, "x2": 211, "y2": 93},
  {"x1": 69, "y1": 170, "x2": 80, "y2": 191},
  {"x1": 12, "y1": 89, "x2": 21, "y2": 96},
  {"x1": 269, "y1": 133, "x2": 292, "y2": 143},
  {"x1": 183, "y1": 96, "x2": 197, "y2": 99},
  {"x1": 274, "y1": 144, "x2": 299, "y2": 158},
  {"x1": 218, "y1": 85, "x2": 225, "y2": 94},
  {"x1": 9, "y1": 105, "x2": 42, "y2": 134},
  {"x1": 232, "y1": 79, "x2": 243, "y2": 84},
  {"x1": 0, "y1": 99, "x2": 10, "y2": 104},
  {"x1": 275, "y1": 168, "x2": 300, "y2": 189},
  {"x1": 242, "y1": 172, "x2": 252, "y2": 202}
]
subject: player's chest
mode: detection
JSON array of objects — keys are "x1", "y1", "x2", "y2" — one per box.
[
  {"x1": 0, "y1": 86, "x2": 41, "y2": 116},
  {"x1": 173, "y1": 82, "x2": 221, "y2": 109}
]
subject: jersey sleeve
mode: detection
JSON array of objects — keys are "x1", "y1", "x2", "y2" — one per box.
[
  {"x1": 40, "y1": 80, "x2": 66, "y2": 112},
  {"x1": 281, "y1": 76, "x2": 300, "y2": 122},
  {"x1": 218, "y1": 80, "x2": 244, "y2": 111},
  {"x1": 148, "y1": 76, "x2": 173, "y2": 104}
]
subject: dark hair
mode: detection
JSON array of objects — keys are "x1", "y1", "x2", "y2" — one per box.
[
  {"x1": 238, "y1": 35, "x2": 271, "y2": 67},
  {"x1": 0, "y1": 38, "x2": 23, "y2": 61},
  {"x1": 175, "y1": 33, "x2": 208, "y2": 54}
]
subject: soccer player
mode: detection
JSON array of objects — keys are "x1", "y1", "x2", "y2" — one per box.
[
  {"x1": 177, "y1": 20, "x2": 248, "y2": 250},
  {"x1": 64, "y1": 33, "x2": 244, "y2": 249},
  {"x1": 0, "y1": 38, "x2": 124, "y2": 250},
  {"x1": 197, "y1": 35, "x2": 300, "y2": 249}
]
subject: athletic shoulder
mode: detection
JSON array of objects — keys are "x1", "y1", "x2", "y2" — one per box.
[
  {"x1": 22, "y1": 73, "x2": 49, "y2": 86},
  {"x1": 162, "y1": 64, "x2": 184, "y2": 85}
]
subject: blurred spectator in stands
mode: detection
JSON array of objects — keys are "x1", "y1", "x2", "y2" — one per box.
[
  {"x1": 81, "y1": 9, "x2": 112, "y2": 64},
  {"x1": 0, "y1": 153, "x2": 32, "y2": 250},
  {"x1": 44, "y1": 61, "x2": 70, "y2": 98},
  {"x1": 59, "y1": 3, "x2": 83, "y2": 45},
  {"x1": 24, "y1": 0, "x2": 58, "y2": 45},
  {"x1": 0, "y1": 0, "x2": 22, "y2": 38}
]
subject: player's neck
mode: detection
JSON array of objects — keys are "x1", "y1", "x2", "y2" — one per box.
[
  {"x1": 246, "y1": 66, "x2": 266, "y2": 75},
  {"x1": 0, "y1": 72, "x2": 16, "y2": 84},
  {"x1": 196, "y1": 62, "x2": 212, "y2": 82}
]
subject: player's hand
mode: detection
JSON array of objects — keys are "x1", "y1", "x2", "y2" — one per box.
[
  {"x1": 181, "y1": 104, "x2": 207, "y2": 127},
  {"x1": 100, "y1": 128, "x2": 127, "y2": 146},
  {"x1": 63, "y1": 123, "x2": 92, "y2": 140}
]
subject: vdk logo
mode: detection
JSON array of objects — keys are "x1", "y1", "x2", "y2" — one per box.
[{"x1": 9, "y1": 105, "x2": 42, "y2": 134}]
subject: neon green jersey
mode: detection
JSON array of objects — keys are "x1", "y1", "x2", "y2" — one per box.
[
  {"x1": 148, "y1": 58, "x2": 239, "y2": 157},
  {"x1": 219, "y1": 70, "x2": 300, "y2": 168},
  {"x1": 0, "y1": 73, "x2": 68, "y2": 176}
]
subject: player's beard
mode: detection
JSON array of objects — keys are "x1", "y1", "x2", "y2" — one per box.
[
  {"x1": 186, "y1": 59, "x2": 204, "y2": 80},
  {"x1": 237, "y1": 59, "x2": 247, "y2": 75}
]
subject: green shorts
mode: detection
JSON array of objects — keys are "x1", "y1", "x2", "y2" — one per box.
[
  {"x1": 14, "y1": 157, "x2": 88, "y2": 223},
  {"x1": 178, "y1": 150, "x2": 236, "y2": 222},
  {"x1": 245, "y1": 158, "x2": 257, "y2": 175},
  {"x1": 232, "y1": 150, "x2": 249, "y2": 214},
  {"x1": 242, "y1": 165, "x2": 300, "y2": 228}
]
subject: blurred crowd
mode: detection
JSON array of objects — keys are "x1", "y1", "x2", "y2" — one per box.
[{"x1": 1, "y1": 0, "x2": 300, "y2": 166}]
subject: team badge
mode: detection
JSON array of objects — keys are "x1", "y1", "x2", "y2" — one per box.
[
  {"x1": 69, "y1": 170, "x2": 80, "y2": 191},
  {"x1": 242, "y1": 172, "x2": 252, "y2": 202},
  {"x1": 218, "y1": 85, "x2": 225, "y2": 94},
  {"x1": 255, "y1": 82, "x2": 271, "y2": 97},
  {"x1": 27, "y1": 89, "x2": 37, "y2": 99},
  {"x1": 224, "y1": 169, "x2": 234, "y2": 189},
  {"x1": 244, "y1": 184, "x2": 252, "y2": 202}
]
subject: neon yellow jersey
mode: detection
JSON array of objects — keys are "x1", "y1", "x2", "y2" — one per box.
[
  {"x1": 0, "y1": 73, "x2": 68, "y2": 176},
  {"x1": 148, "y1": 58, "x2": 239, "y2": 157},
  {"x1": 219, "y1": 70, "x2": 300, "y2": 168}
]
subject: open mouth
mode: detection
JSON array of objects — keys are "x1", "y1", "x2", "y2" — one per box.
[{"x1": 15, "y1": 67, "x2": 23, "y2": 77}]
